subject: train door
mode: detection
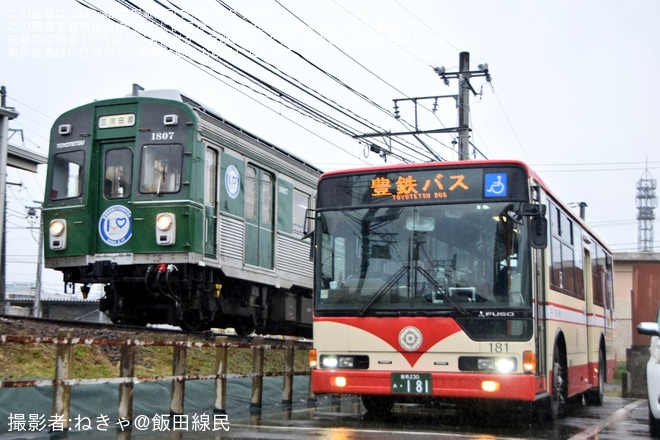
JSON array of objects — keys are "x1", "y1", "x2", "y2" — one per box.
[
  {"x1": 98, "y1": 142, "x2": 134, "y2": 252},
  {"x1": 204, "y1": 147, "x2": 218, "y2": 257},
  {"x1": 244, "y1": 164, "x2": 274, "y2": 268}
]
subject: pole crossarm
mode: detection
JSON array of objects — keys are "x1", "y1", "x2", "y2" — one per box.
[
  {"x1": 0, "y1": 107, "x2": 19, "y2": 119},
  {"x1": 354, "y1": 127, "x2": 461, "y2": 139}
]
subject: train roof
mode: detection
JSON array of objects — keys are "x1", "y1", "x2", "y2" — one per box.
[{"x1": 133, "y1": 88, "x2": 324, "y2": 176}]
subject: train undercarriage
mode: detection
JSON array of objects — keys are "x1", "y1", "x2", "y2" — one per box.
[{"x1": 60, "y1": 261, "x2": 312, "y2": 337}]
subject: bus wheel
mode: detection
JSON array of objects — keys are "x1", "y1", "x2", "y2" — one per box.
[
  {"x1": 585, "y1": 349, "x2": 605, "y2": 405},
  {"x1": 361, "y1": 395, "x2": 395, "y2": 417},
  {"x1": 548, "y1": 345, "x2": 567, "y2": 421}
]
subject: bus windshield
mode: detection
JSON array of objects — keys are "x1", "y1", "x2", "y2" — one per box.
[{"x1": 315, "y1": 202, "x2": 532, "y2": 316}]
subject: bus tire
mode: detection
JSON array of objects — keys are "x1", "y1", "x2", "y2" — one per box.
[
  {"x1": 585, "y1": 348, "x2": 605, "y2": 406},
  {"x1": 361, "y1": 395, "x2": 395, "y2": 417},
  {"x1": 548, "y1": 344, "x2": 567, "y2": 421}
]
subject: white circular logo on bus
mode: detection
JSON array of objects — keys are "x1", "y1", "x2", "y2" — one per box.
[
  {"x1": 398, "y1": 326, "x2": 423, "y2": 351},
  {"x1": 225, "y1": 165, "x2": 240, "y2": 199},
  {"x1": 99, "y1": 205, "x2": 132, "y2": 246}
]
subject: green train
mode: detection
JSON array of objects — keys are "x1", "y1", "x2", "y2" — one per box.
[{"x1": 43, "y1": 86, "x2": 320, "y2": 336}]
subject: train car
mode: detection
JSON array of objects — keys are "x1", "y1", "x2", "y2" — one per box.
[{"x1": 43, "y1": 86, "x2": 320, "y2": 336}]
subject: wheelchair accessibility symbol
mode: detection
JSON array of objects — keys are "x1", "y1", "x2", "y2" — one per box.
[{"x1": 484, "y1": 173, "x2": 507, "y2": 198}]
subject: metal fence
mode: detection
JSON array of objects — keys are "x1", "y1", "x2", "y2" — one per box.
[{"x1": 0, "y1": 329, "x2": 312, "y2": 430}]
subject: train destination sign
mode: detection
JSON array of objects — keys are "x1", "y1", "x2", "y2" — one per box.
[
  {"x1": 98, "y1": 113, "x2": 136, "y2": 129},
  {"x1": 317, "y1": 165, "x2": 528, "y2": 209}
]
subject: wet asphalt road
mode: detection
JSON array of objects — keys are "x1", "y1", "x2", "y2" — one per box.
[
  {"x1": 128, "y1": 393, "x2": 653, "y2": 440},
  {"x1": 0, "y1": 387, "x2": 653, "y2": 439}
]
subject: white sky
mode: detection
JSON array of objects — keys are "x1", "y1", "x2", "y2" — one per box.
[{"x1": 2, "y1": 0, "x2": 660, "y2": 294}]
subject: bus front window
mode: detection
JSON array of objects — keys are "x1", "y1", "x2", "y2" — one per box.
[{"x1": 316, "y1": 202, "x2": 532, "y2": 316}]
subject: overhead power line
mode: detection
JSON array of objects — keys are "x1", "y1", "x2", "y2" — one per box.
[{"x1": 75, "y1": 0, "x2": 437, "y2": 164}]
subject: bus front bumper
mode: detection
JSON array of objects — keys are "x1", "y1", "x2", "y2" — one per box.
[{"x1": 311, "y1": 370, "x2": 544, "y2": 402}]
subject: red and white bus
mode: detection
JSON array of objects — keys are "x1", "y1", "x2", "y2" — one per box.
[{"x1": 309, "y1": 159, "x2": 615, "y2": 420}]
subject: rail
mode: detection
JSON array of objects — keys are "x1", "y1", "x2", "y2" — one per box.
[{"x1": 0, "y1": 329, "x2": 312, "y2": 430}]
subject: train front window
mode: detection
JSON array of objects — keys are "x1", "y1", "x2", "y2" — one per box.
[
  {"x1": 139, "y1": 144, "x2": 183, "y2": 194},
  {"x1": 315, "y1": 202, "x2": 533, "y2": 317},
  {"x1": 104, "y1": 148, "x2": 132, "y2": 199},
  {"x1": 50, "y1": 150, "x2": 84, "y2": 200}
]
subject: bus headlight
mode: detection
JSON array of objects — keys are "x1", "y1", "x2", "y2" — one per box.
[
  {"x1": 321, "y1": 355, "x2": 356, "y2": 369},
  {"x1": 49, "y1": 219, "x2": 67, "y2": 250},
  {"x1": 460, "y1": 356, "x2": 517, "y2": 373},
  {"x1": 319, "y1": 355, "x2": 368, "y2": 369},
  {"x1": 156, "y1": 213, "x2": 175, "y2": 245}
]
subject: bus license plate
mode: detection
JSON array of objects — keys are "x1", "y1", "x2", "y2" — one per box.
[{"x1": 391, "y1": 373, "x2": 432, "y2": 395}]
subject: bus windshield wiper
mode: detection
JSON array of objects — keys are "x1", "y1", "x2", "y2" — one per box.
[
  {"x1": 416, "y1": 266, "x2": 470, "y2": 316},
  {"x1": 356, "y1": 266, "x2": 408, "y2": 317}
]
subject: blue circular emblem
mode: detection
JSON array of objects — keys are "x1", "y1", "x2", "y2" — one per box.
[
  {"x1": 98, "y1": 205, "x2": 132, "y2": 246},
  {"x1": 225, "y1": 165, "x2": 241, "y2": 199}
]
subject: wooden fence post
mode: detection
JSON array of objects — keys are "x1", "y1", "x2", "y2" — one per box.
[
  {"x1": 118, "y1": 344, "x2": 135, "y2": 423},
  {"x1": 213, "y1": 337, "x2": 228, "y2": 414},
  {"x1": 170, "y1": 346, "x2": 187, "y2": 416},
  {"x1": 250, "y1": 338, "x2": 264, "y2": 413},
  {"x1": 52, "y1": 330, "x2": 73, "y2": 431},
  {"x1": 282, "y1": 341, "x2": 294, "y2": 405}
]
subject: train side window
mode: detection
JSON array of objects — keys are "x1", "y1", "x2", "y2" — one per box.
[
  {"x1": 140, "y1": 144, "x2": 183, "y2": 194},
  {"x1": 104, "y1": 148, "x2": 132, "y2": 199},
  {"x1": 261, "y1": 173, "x2": 272, "y2": 226},
  {"x1": 204, "y1": 148, "x2": 217, "y2": 206},
  {"x1": 245, "y1": 166, "x2": 257, "y2": 221},
  {"x1": 50, "y1": 150, "x2": 84, "y2": 200},
  {"x1": 293, "y1": 190, "x2": 310, "y2": 235}
]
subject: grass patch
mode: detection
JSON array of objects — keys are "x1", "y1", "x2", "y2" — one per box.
[{"x1": 1, "y1": 340, "x2": 309, "y2": 380}]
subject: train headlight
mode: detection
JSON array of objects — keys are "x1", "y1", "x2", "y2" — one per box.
[
  {"x1": 49, "y1": 219, "x2": 67, "y2": 250},
  {"x1": 156, "y1": 213, "x2": 173, "y2": 231},
  {"x1": 156, "y1": 213, "x2": 176, "y2": 245}
]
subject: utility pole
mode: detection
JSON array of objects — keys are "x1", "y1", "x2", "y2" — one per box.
[
  {"x1": 457, "y1": 51, "x2": 471, "y2": 160},
  {"x1": 355, "y1": 51, "x2": 491, "y2": 162},
  {"x1": 0, "y1": 86, "x2": 19, "y2": 313}
]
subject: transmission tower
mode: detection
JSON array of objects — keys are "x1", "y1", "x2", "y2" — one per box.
[{"x1": 636, "y1": 165, "x2": 657, "y2": 252}]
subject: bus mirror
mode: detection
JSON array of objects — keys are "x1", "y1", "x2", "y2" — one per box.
[
  {"x1": 304, "y1": 208, "x2": 317, "y2": 235},
  {"x1": 530, "y1": 217, "x2": 548, "y2": 249},
  {"x1": 521, "y1": 203, "x2": 546, "y2": 216}
]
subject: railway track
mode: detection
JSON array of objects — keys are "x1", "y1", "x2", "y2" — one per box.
[{"x1": 0, "y1": 314, "x2": 311, "y2": 347}]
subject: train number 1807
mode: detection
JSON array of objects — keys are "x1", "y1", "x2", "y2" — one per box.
[{"x1": 151, "y1": 132, "x2": 175, "y2": 141}]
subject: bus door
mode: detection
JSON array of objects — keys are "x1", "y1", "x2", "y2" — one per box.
[
  {"x1": 584, "y1": 247, "x2": 597, "y2": 368},
  {"x1": 97, "y1": 142, "x2": 134, "y2": 252},
  {"x1": 204, "y1": 147, "x2": 218, "y2": 257},
  {"x1": 534, "y1": 244, "x2": 549, "y2": 379},
  {"x1": 244, "y1": 165, "x2": 274, "y2": 268}
]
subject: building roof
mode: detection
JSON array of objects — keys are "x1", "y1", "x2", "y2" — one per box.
[
  {"x1": 613, "y1": 252, "x2": 660, "y2": 263},
  {"x1": 8, "y1": 142, "x2": 47, "y2": 173}
]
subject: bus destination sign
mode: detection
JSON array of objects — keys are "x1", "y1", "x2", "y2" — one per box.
[
  {"x1": 370, "y1": 168, "x2": 514, "y2": 202},
  {"x1": 318, "y1": 165, "x2": 527, "y2": 209}
]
